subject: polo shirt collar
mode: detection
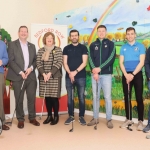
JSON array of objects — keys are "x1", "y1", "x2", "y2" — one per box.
[{"x1": 127, "y1": 41, "x2": 137, "y2": 46}]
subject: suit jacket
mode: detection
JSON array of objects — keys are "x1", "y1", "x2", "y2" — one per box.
[{"x1": 6, "y1": 39, "x2": 37, "y2": 81}]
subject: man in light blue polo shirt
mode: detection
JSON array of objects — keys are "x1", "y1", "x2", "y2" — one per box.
[
  {"x1": 119, "y1": 27, "x2": 145, "y2": 131},
  {"x1": 0, "y1": 40, "x2": 9, "y2": 131}
]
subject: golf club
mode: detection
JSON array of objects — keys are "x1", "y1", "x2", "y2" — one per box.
[
  {"x1": 38, "y1": 84, "x2": 46, "y2": 120},
  {"x1": 5, "y1": 80, "x2": 25, "y2": 126},
  {"x1": 0, "y1": 118, "x2": 2, "y2": 135},
  {"x1": 69, "y1": 83, "x2": 74, "y2": 132},
  {"x1": 94, "y1": 81, "x2": 98, "y2": 130},
  {"x1": 127, "y1": 83, "x2": 133, "y2": 131}
]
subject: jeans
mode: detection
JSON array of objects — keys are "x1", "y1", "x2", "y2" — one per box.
[
  {"x1": 92, "y1": 74, "x2": 112, "y2": 120},
  {"x1": 66, "y1": 78, "x2": 86, "y2": 117}
]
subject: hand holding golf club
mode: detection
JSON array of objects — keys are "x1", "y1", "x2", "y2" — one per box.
[{"x1": 43, "y1": 73, "x2": 52, "y2": 82}]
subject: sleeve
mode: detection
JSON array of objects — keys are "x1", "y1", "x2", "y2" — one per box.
[
  {"x1": 100, "y1": 41, "x2": 116, "y2": 71},
  {"x1": 36, "y1": 49, "x2": 45, "y2": 75},
  {"x1": 63, "y1": 47, "x2": 68, "y2": 55},
  {"x1": 88, "y1": 44, "x2": 96, "y2": 69},
  {"x1": 145, "y1": 47, "x2": 150, "y2": 79},
  {"x1": 120, "y1": 46, "x2": 124, "y2": 56},
  {"x1": 51, "y1": 48, "x2": 63, "y2": 75},
  {"x1": 140, "y1": 44, "x2": 146, "y2": 55},
  {"x1": 2, "y1": 43, "x2": 8, "y2": 66},
  {"x1": 82, "y1": 45, "x2": 88, "y2": 55},
  {"x1": 8, "y1": 42, "x2": 22, "y2": 74}
]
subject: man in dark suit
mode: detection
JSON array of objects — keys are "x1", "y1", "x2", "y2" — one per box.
[{"x1": 7, "y1": 26, "x2": 40, "y2": 129}]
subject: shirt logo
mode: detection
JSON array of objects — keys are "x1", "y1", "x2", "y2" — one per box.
[
  {"x1": 134, "y1": 47, "x2": 139, "y2": 51},
  {"x1": 95, "y1": 46, "x2": 98, "y2": 50},
  {"x1": 124, "y1": 48, "x2": 126, "y2": 51},
  {"x1": 105, "y1": 45, "x2": 107, "y2": 48}
]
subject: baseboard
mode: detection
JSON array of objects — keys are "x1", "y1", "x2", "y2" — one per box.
[
  {"x1": 74, "y1": 109, "x2": 148, "y2": 125},
  {"x1": 5, "y1": 109, "x2": 148, "y2": 125},
  {"x1": 5, "y1": 111, "x2": 68, "y2": 119}
]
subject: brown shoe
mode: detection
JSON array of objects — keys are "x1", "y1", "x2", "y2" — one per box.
[
  {"x1": 2, "y1": 125, "x2": 10, "y2": 130},
  {"x1": 18, "y1": 121, "x2": 24, "y2": 129},
  {"x1": 30, "y1": 119, "x2": 40, "y2": 126}
]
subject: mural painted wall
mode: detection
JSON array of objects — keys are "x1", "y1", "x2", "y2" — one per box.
[{"x1": 54, "y1": 0, "x2": 150, "y2": 118}]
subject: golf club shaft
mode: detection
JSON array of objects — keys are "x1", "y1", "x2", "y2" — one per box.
[
  {"x1": 94, "y1": 81, "x2": 98, "y2": 130},
  {"x1": 6, "y1": 80, "x2": 25, "y2": 125},
  {"x1": 128, "y1": 83, "x2": 131, "y2": 121}
]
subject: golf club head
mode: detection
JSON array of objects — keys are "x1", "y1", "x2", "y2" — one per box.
[
  {"x1": 94, "y1": 125, "x2": 97, "y2": 130},
  {"x1": 69, "y1": 129, "x2": 73, "y2": 132},
  {"x1": 5, "y1": 122, "x2": 12, "y2": 126},
  {"x1": 38, "y1": 116, "x2": 42, "y2": 120},
  {"x1": 0, "y1": 118, "x2": 2, "y2": 135},
  {"x1": 127, "y1": 124, "x2": 133, "y2": 131}
]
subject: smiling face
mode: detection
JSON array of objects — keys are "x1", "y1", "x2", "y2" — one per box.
[
  {"x1": 45, "y1": 35, "x2": 54, "y2": 46},
  {"x1": 97, "y1": 27, "x2": 107, "y2": 40},
  {"x1": 18, "y1": 27, "x2": 28, "y2": 41},
  {"x1": 126, "y1": 30, "x2": 136, "y2": 43},
  {"x1": 70, "y1": 32, "x2": 79, "y2": 44}
]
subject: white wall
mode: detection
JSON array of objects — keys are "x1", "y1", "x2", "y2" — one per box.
[{"x1": 0, "y1": 0, "x2": 103, "y2": 40}]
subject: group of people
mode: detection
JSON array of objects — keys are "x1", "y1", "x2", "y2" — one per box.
[{"x1": 0, "y1": 25, "x2": 150, "y2": 136}]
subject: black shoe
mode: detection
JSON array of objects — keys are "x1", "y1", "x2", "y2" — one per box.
[
  {"x1": 50, "y1": 116, "x2": 59, "y2": 125},
  {"x1": 43, "y1": 116, "x2": 53, "y2": 124}
]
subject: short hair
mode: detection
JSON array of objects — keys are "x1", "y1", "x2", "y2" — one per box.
[
  {"x1": 97, "y1": 25, "x2": 107, "y2": 31},
  {"x1": 69, "y1": 29, "x2": 79, "y2": 36},
  {"x1": 42, "y1": 32, "x2": 55, "y2": 45},
  {"x1": 18, "y1": 26, "x2": 28, "y2": 32},
  {"x1": 126, "y1": 27, "x2": 136, "y2": 33}
]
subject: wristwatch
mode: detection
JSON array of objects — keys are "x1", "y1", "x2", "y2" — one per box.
[{"x1": 131, "y1": 73, "x2": 135, "y2": 77}]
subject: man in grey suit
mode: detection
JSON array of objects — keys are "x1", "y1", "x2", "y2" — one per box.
[{"x1": 7, "y1": 26, "x2": 40, "y2": 129}]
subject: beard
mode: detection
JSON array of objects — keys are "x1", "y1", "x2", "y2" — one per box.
[{"x1": 71, "y1": 38, "x2": 79, "y2": 44}]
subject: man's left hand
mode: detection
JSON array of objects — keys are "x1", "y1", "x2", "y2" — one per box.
[
  {"x1": 25, "y1": 68, "x2": 32, "y2": 78},
  {"x1": 92, "y1": 67, "x2": 101, "y2": 74}
]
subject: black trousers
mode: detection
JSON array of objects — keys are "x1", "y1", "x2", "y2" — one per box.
[
  {"x1": 122, "y1": 71, "x2": 144, "y2": 121},
  {"x1": 45, "y1": 97, "x2": 59, "y2": 117}
]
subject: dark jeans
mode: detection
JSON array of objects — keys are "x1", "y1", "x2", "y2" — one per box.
[
  {"x1": 66, "y1": 78, "x2": 86, "y2": 117},
  {"x1": 122, "y1": 71, "x2": 144, "y2": 121},
  {"x1": 45, "y1": 97, "x2": 59, "y2": 117}
]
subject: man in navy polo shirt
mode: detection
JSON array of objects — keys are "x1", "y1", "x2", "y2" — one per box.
[
  {"x1": 119, "y1": 27, "x2": 145, "y2": 130},
  {"x1": 63, "y1": 29, "x2": 88, "y2": 125}
]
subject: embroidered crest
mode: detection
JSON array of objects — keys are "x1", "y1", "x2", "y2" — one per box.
[
  {"x1": 95, "y1": 46, "x2": 98, "y2": 50},
  {"x1": 134, "y1": 47, "x2": 139, "y2": 51}
]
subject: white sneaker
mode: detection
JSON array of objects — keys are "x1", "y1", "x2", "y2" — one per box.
[
  {"x1": 137, "y1": 120, "x2": 143, "y2": 131},
  {"x1": 120, "y1": 119, "x2": 134, "y2": 129}
]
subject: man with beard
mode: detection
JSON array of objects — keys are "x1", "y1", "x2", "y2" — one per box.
[{"x1": 63, "y1": 30, "x2": 88, "y2": 125}]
